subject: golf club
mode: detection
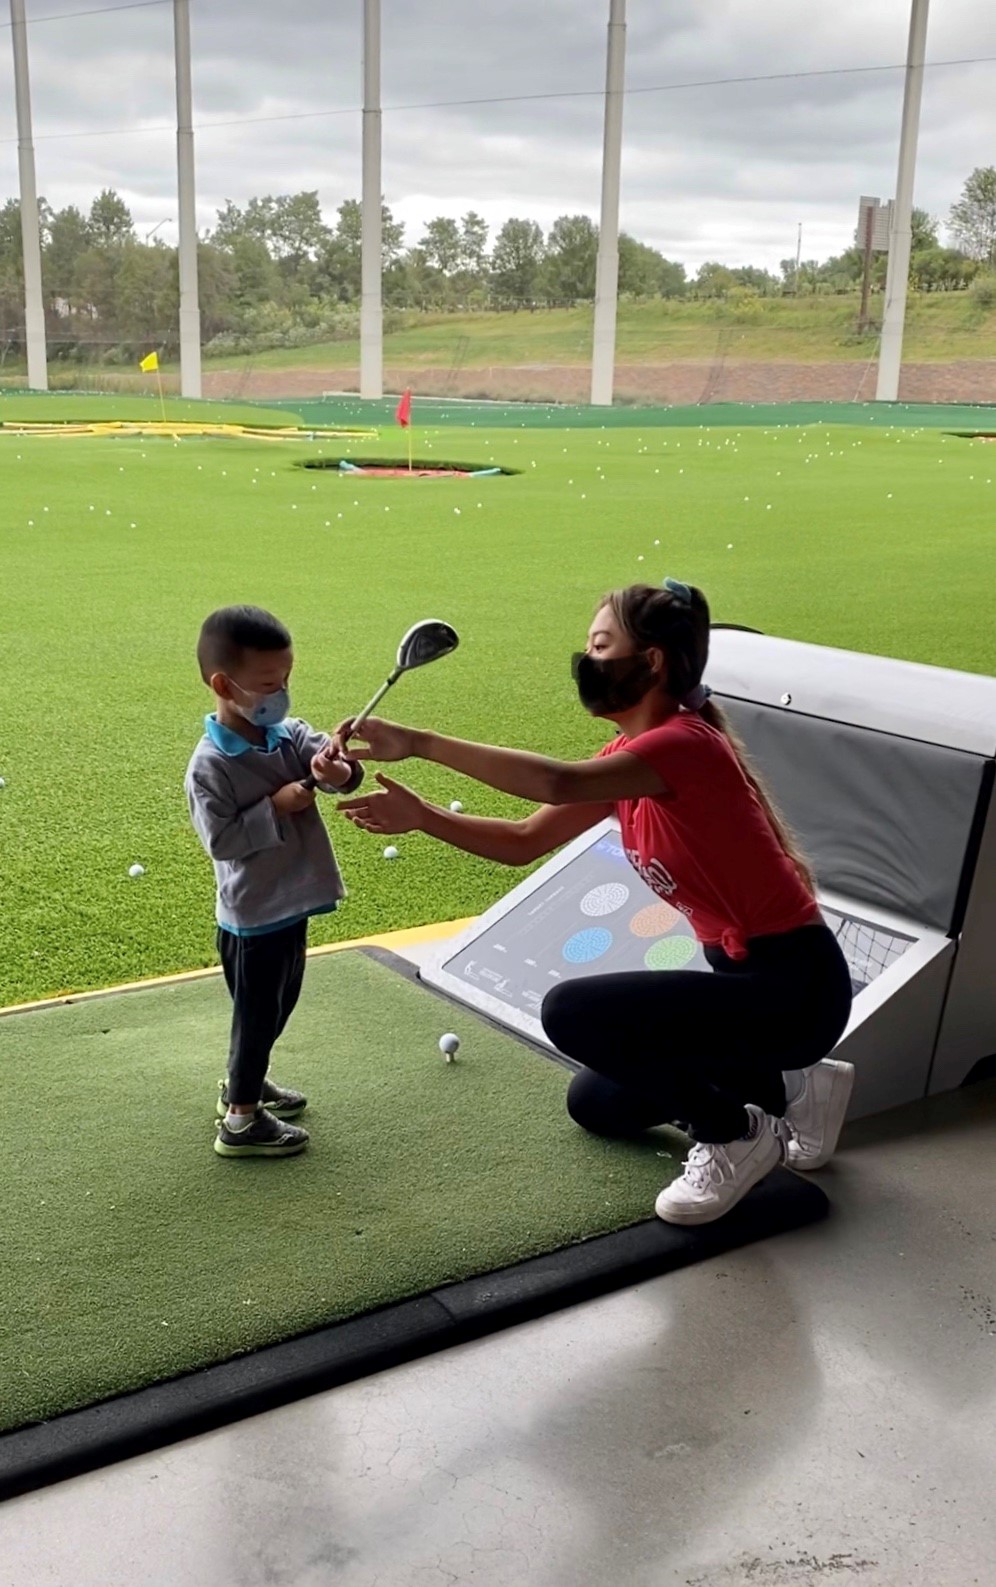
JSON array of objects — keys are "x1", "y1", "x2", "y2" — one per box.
[{"x1": 301, "y1": 619, "x2": 459, "y2": 789}]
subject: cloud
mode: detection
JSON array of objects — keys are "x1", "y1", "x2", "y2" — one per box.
[{"x1": 0, "y1": 0, "x2": 993, "y2": 269}]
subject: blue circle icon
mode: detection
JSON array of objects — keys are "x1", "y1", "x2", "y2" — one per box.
[{"x1": 562, "y1": 927, "x2": 613, "y2": 964}]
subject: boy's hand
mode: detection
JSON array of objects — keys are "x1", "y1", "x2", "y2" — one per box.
[
  {"x1": 271, "y1": 781, "x2": 317, "y2": 816},
  {"x1": 310, "y1": 741, "x2": 353, "y2": 788}
]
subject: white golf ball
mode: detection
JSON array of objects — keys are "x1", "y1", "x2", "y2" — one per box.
[
  {"x1": 449, "y1": 800, "x2": 464, "y2": 813},
  {"x1": 439, "y1": 1033, "x2": 460, "y2": 1062},
  {"x1": 383, "y1": 845, "x2": 399, "y2": 860},
  {"x1": 128, "y1": 863, "x2": 145, "y2": 878},
  {"x1": 0, "y1": 776, "x2": 6, "y2": 788}
]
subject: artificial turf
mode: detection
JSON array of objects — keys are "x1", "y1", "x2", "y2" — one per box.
[
  {"x1": 1, "y1": 415, "x2": 995, "y2": 1005},
  {"x1": 0, "y1": 949, "x2": 684, "y2": 1434}
]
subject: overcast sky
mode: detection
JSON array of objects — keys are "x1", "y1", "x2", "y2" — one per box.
[{"x1": 1, "y1": 0, "x2": 994, "y2": 271}]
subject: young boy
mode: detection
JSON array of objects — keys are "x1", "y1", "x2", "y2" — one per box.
[{"x1": 185, "y1": 605, "x2": 362, "y2": 1159}]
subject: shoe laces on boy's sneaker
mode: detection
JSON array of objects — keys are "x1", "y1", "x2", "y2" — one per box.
[
  {"x1": 213, "y1": 1105, "x2": 309, "y2": 1158},
  {"x1": 655, "y1": 1104, "x2": 785, "y2": 1226},
  {"x1": 216, "y1": 1077, "x2": 308, "y2": 1120}
]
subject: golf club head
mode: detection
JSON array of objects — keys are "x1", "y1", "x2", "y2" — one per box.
[{"x1": 395, "y1": 619, "x2": 459, "y2": 672}]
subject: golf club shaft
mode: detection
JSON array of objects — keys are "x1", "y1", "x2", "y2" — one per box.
[
  {"x1": 300, "y1": 669, "x2": 400, "y2": 790},
  {"x1": 351, "y1": 671, "x2": 399, "y2": 734}
]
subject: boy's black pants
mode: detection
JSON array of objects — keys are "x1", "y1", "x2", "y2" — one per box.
[{"x1": 217, "y1": 921, "x2": 308, "y2": 1106}]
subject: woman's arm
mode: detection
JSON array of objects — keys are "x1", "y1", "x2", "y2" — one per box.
[
  {"x1": 413, "y1": 729, "x2": 668, "y2": 805},
  {"x1": 338, "y1": 772, "x2": 612, "y2": 864},
  {"x1": 332, "y1": 716, "x2": 668, "y2": 805},
  {"x1": 420, "y1": 795, "x2": 613, "y2": 863}
]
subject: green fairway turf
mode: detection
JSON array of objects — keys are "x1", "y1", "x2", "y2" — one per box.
[
  {"x1": 0, "y1": 950, "x2": 683, "y2": 1433},
  {"x1": 0, "y1": 390, "x2": 301, "y2": 427},
  {"x1": 1, "y1": 416, "x2": 995, "y2": 1005}
]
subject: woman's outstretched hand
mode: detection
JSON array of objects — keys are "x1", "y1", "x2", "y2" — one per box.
[
  {"x1": 331, "y1": 717, "x2": 418, "y2": 763},
  {"x1": 338, "y1": 772, "x2": 424, "y2": 834}
]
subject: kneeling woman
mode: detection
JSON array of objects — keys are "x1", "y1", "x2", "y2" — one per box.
[{"x1": 337, "y1": 580, "x2": 854, "y2": 1225}]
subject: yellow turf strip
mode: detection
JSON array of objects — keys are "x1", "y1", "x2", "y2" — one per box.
[{"x1": 0, "y1": 917, "x2": 473, "y2": 1020}]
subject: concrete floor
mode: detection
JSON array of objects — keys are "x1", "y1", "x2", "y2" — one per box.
[{"x1": 2, "y1": 1076, "x2": 994, "y2": 1587}]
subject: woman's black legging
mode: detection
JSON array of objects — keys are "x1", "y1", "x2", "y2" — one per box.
[{"x1": 540, "y1": 922, "x2": 853, "y2": 1145}]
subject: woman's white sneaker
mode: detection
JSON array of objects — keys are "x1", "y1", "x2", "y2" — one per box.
[
  {"x1": 783, "y1": 1059, "x2": 855, "y2": 1171},
  {"x1": 655, "y1": 1104, "x2": 786, "y2": 1226}
]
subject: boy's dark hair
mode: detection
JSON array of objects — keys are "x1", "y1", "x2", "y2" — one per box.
[{"x1": 197, "y1": 606, "x2": 292, "y2": 682}]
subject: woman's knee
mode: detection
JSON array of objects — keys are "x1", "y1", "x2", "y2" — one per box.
[
  {"x1": 566, "y1": 1068, "x2": 658, "y2": 1139},
  {"x1": 541, "y1": 980, "x2": 584, "y2": 1054},
  {"x1": 566, "y1": 1068, "x2": 614, "y2": 1133}
]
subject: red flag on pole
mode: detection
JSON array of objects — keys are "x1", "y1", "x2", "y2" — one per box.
[{"x1": 395, "y1": 389, "x2": 412, "y2": 427}]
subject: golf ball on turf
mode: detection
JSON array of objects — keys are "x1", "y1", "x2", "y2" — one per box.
[
  {"x1": 449, "y1": 800, "x2": 464, "y2": 813},
  {"x1": 128, "y1": 864, "x2": 145, "y2": 878},
  {"x1": 0, "y1": 777, "x2": 5, "y2": 788},
  {"x1": 383, "y1": 845, "x2": 399, "y2": 860},
  {"x1": 439, "y1": 1033, "x2": 460, "y2": 1062}
]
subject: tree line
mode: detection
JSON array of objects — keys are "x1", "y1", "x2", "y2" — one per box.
[{"x1": 0, "y1": 167, "x2": 994, "y2": 364}]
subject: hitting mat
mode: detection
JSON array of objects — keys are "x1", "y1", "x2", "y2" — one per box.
[{"x1": 0, "y1": 948, "x2": 827, "y2": 1499}]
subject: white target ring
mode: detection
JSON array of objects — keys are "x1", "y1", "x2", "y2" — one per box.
[{"x1": 580, "y1": 882, "x2": 631, "y2": 917}]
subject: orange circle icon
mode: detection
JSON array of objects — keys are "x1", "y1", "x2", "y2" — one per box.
[{"x1": 629, "y1": 901, "x2": 681, "y2": 937}]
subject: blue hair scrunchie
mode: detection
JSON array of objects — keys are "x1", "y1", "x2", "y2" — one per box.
[
  {"x1": 661, "y1": 579, "x2": 709, "y2": 708},
  {"x1": 682, "y1": 683, "x2": 713, "y2": 712},
  {"x1": 662, "y1": 577, "x2": 692, "y2": 605}
]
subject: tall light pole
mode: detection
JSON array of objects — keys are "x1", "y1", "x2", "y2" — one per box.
[
  {"x1": 360, "y1": 0, "x2": 383, "y2": 399},
  {"x1": 590, "y1": 0, "x2": 626, "y2": 407},
  {"x1": 9, "y1": 0, "x2": 47, "y2": 390},
  {"x1": 876, "y1": 0, "x2": 930, "y2": 403},
  {"x1": 173, "y1": 0, "x2": 201, "y2": 397}
]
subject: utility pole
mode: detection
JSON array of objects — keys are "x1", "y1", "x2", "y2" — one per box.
[
  {"x1": 360, "y1": 0, "x2": 383, "y2": 399},
  {"x1": 10, "y1": 0, "x2": 47, "y2": 390},
  {"x1": 590, "y1": 0, "x2": 626, "y2": 407},
  {"x1": 876, "y1": 0, "x2": 930, "y2": 402}
]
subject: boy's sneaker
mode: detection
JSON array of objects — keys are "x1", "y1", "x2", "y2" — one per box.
[
  {"x1": 214, "y1": 1106, "x2": 310, "y2": 1158},
  {"x1": 655, "y1": 1104, "x2": 785, "y2": 1227},
  {"x1": 216, "y1": 1077, "x2": 308, "y2": 1120},
  {"x1": 783, "y1": 1059, "x2": 855, "y2": 1171}
]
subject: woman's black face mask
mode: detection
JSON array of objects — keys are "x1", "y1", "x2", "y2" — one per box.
[{"x1": 571, "y1": 651, "x2": 656, "y2": 715}]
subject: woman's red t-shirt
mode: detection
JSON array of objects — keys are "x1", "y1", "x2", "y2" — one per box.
[{"x1": 599, "y1": 712, "x2": 821, "y2": 961}]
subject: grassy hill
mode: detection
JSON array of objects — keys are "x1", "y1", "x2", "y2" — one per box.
[{"x1": 201, "y1": 293, "x2": 996, "y2": 373}]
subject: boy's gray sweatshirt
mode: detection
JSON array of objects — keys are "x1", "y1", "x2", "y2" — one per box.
[{"x1": 185, "y1": 715, "x2": 362, "y2": 931}]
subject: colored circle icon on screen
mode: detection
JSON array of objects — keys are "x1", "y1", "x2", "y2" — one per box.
[
  {"x1": 629, "y1": 902, "x2": 681, "y2": 938},
  {"x1": 580, "y1": 882, "x2": 631, "y2": 917},
  {"x1": 563, "y1": 928, "x2": 613, "y2": 964},
  {"x1": 643, "y1": 935, "x2": 699, "y2": 971}
]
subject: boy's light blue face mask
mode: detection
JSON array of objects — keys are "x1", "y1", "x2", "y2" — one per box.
[{"x1": 230, "y1": 680, "x2": 290, "y2": 728}]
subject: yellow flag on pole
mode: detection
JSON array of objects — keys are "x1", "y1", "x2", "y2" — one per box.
[{"x1": 139, "y1": 351, "x2": 159, "y2": 373}]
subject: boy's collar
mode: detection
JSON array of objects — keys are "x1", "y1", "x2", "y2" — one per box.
[{"x1": 205, "y1": 714, "x2": 292, "y2": 756}]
